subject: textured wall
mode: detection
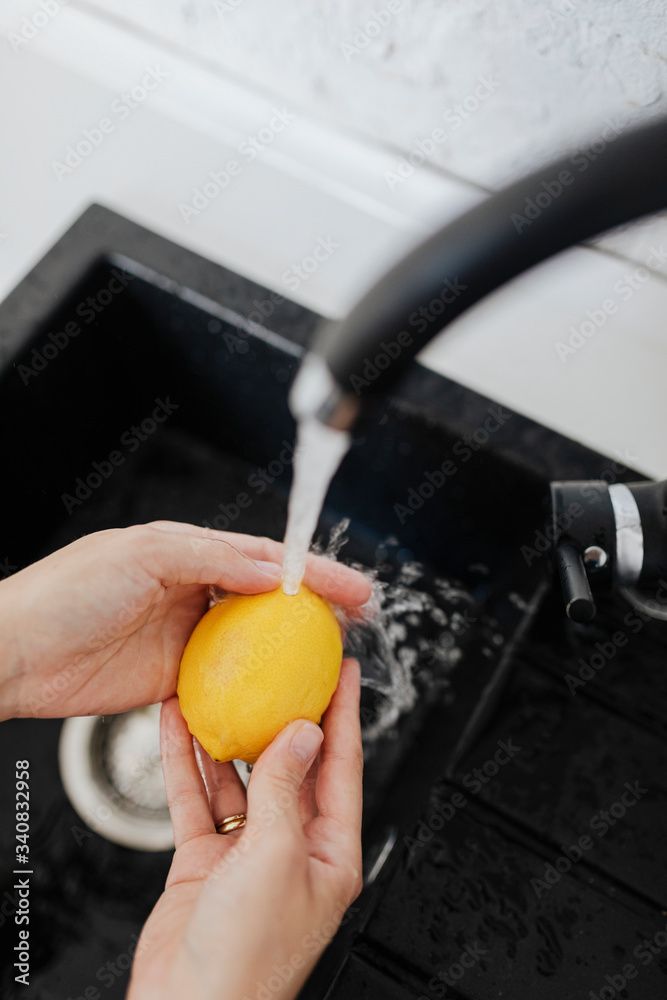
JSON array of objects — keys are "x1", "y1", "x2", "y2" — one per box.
[
  {"x1": 2, "y1": 0, "x2": 666, "y2": 474},
  {"x1": 83, "y1": 0, "x2": 667, "y2": 186}
]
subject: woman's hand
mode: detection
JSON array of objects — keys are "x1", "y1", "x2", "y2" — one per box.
[
  {"x1": 0, "y1": 522, "x2": 371, "y2": 720},
  {"x1": 128, "y1": 658, "x2": 363, "y2": 1000}
]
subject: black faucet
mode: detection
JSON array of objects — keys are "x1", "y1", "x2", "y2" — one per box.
[{"x1": 289, "y1": 118, "x2": 667, "y2": 622}]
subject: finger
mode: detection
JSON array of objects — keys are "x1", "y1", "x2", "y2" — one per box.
[
  {"x1": 140, "y1": 525, "x2": 282, "y2": 593},
  {"x1": 316, "y1": 659, "x2": 363, "y2": 839},
  {"x1": 303, "y1": 554, "x2": 371, "y2": 608},
  {"x1": 160, "y1": 698, "x2": 215, "y2": 847},
  {"x1": 193, "y1": 740, "x2": 247, "y2": 835},
  {"x1": 299, "y1": 752, "x2": 321, "y2": 826},
  {"x1": 246, "y1": 719, "x2": 323, "y2": 837},
  {"x1": 146, "y1": 521, "x2": 372, "y2": 606}
]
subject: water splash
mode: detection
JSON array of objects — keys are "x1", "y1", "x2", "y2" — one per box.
[
  {"x1": 313, "y1": 522, "x2": 489, "y2": 745},
  {"x1": 281, "y1": 418, "x2": 350, "y2": 595},
  {"x1": 212, "y1": 513, "x2": 498, "y2": 747}
]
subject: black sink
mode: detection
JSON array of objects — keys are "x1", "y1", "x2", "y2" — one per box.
[{"x1": 0, "y1": 206, "x2": 665, "y2": 999}]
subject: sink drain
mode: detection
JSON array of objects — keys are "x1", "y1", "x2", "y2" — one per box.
[{"x1": 59, "y1": 704, "x2": 174, "y2": 851}]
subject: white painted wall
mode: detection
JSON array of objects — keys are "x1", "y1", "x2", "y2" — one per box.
[
  {"x1": 1, "y1": 0, "x2": 666, "y2": 476},
  {"x1": 73, "y1": 0, "x2": 667, "y2": 185}
]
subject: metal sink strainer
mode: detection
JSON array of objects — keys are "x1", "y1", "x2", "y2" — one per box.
[{"x1": 59, "y1": 704, "x2": 174, "y2": 851}]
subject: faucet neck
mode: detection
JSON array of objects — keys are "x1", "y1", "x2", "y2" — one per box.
[{"x1": 303, "y1": 118, "x2": 667, "y2": 427}]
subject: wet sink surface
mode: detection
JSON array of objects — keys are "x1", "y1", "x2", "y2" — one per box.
[{"x1": 1, "y1": 206, "x2": 666, "y2": 998}]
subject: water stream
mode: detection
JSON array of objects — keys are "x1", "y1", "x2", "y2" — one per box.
[
  {"x1": 279, "y1": 422, "x2": 503, "y2": 746},
  {"x1": 281, "y1": 417, "x2": 351, "y2": 594}
]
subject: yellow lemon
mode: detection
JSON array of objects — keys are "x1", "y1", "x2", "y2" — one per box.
[{"x1": 177, "y1": 585, "x2": 342, "y2": 764}]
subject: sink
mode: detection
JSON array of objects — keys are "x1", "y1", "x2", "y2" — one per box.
[{"x1": 0, "y1": 206, "x2": 665, "y2": 999}]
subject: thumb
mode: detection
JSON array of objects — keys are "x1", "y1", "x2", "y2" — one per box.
[{"x1": 247, "y1": 720, "x2": 323, "y2": 836}]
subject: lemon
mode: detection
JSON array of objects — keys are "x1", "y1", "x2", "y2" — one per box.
[{"x1": 177, "y1": 585, "x2": 342, "y2": 764}]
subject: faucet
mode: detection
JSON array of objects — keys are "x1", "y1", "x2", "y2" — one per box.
[{"x1": 289, "y1": 118, "x2": 667, "y2": 622}]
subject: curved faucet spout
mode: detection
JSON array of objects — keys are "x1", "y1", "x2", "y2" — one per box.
[{"x1": 290, "y1": 117, "x2": 667, "y2": 430}]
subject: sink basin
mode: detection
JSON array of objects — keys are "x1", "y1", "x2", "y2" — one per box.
[{"x1": 0, "y1": 206, "x2": 665, "y2": 999}]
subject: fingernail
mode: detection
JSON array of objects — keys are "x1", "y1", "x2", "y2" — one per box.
[
  {"x1": 255, "y1": 560, "x2": 282, "y2": 577},
  {"x1": 290, "y1": 721, "x2": 323, "y2": 762}
]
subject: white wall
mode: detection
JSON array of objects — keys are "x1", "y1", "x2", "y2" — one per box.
[
  {"x1": 1, "y1": 0, "x2": 666, "y2": 475},
  {"x1": 72, "y1": 0, "x2": 667, "y2": 185}
]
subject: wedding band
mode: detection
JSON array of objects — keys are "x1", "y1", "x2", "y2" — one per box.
[{"x1": 215, "y1": 813, "x2": 247, "y2": 835}]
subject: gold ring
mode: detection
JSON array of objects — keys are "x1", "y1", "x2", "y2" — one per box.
[{"x1": 215, "y1": 813, "x2": 247, "y2": 835}]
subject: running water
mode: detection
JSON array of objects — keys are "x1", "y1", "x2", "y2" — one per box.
[
  {"x1": 281, "y1": 418, "x2": 351, "y2": 595},
  {"x1": 279, "y1": 417, "x2": 506, "y2": 744},
  {"x1": 312, "y1": 520, "x2": 503, "y2": 745}
]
